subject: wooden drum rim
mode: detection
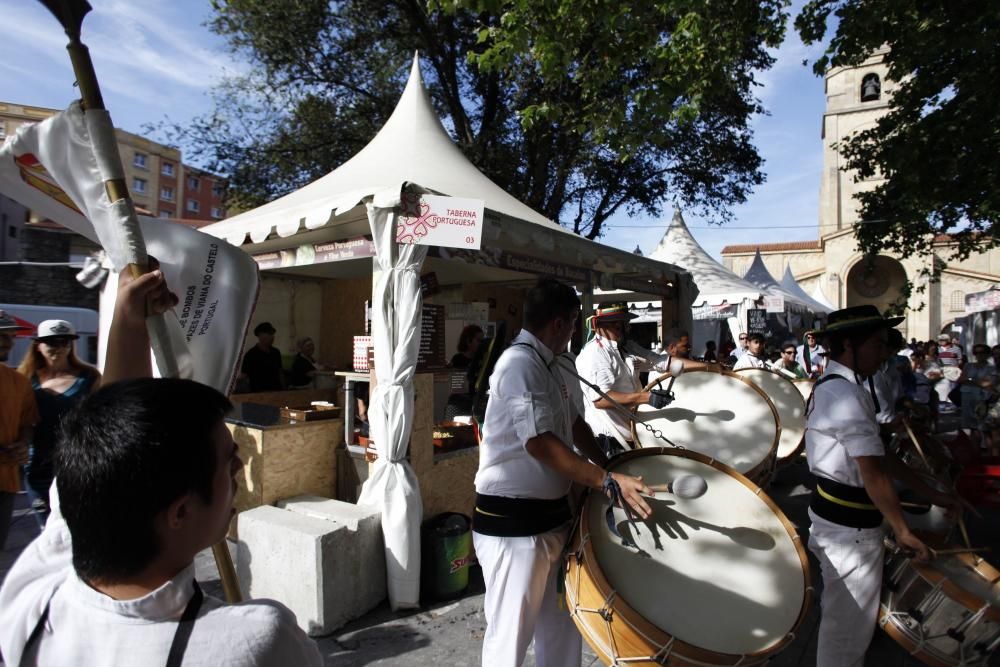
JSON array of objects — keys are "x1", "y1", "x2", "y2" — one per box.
[
  {"x1": 568, "y1": 447, "x2": 813, "y2": 663},
  {"x1": 907, "y1": 551, "x2": 1000, "y2": 622},
  {"x1": 632, "y1": 368, "x2": 782, "y2": 481},
  {"x1": 732, "y1": 367, "x2": 807, "y2": 464}
]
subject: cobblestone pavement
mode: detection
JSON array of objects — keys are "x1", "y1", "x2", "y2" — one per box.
[{"x1": 2, "y1": 431, "x2": 997, "y2": 666}]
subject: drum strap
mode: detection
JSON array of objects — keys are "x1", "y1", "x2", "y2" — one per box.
[
  {"x1": 472, "y1": 494, "x2": 571, "y2": 537},
  {"x1": 810, "y1": 477, "x2": 882, "y2": 528}
]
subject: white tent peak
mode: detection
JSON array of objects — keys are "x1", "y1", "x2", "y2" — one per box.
[
  {"x1": 779, "y1": 265, "x2": 831, "y2": 314},
  {"x1": 810, "y1": 281, "x2": 837, "y2": 310},
  {"x1": 203, "y1": 53, "x2": 557, "y2": 244},
  {"x1": 743, "y1": 250, "x2": 813, "y2": 311},
  {"x1": 649, "y1": 207, "x2": 760, "y2": 306}
]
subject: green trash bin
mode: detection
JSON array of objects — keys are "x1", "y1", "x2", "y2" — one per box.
[{"x1": 422, "y1": 512, "x2": 472, "y2": 601}]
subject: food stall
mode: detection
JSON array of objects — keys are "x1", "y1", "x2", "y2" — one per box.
[{"x1": 201, "y1": 56, "x2": 696, "y2": 607}]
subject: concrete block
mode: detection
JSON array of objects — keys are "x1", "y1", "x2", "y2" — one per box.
[{"x1": 237, "y1": 498, "x2": 386, "y2": 637}]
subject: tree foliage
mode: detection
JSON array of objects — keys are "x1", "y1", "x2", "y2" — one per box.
[
  {"x1": 796, "y1": 1, "x2": 1000, "y2": 263},
  {"x1": 168, "y1": 0, "x2": 787, "y2": 238}
]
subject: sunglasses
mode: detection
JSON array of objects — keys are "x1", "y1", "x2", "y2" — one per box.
[
  {"x1": 39, "y1": 337, "x2": 73, "y2": 348},
  {"x1": 739, "y1": 336, "x2": 747, "y2": 341},
  {"x1": 782, "y1": 350, "x2": 795, "y2": 355}
]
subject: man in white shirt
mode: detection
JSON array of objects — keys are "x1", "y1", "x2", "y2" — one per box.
[
  {"x1": 0, "y1": 269, "x2": 322, "y2": 667},
  {"x1": 473, "y1": 280, "x2": 651, "y2": 667},
  {"x1": 575, "y1": 303, "x2": 676, "y2": 455},
  {"x1": 936, "y1": 333, "x2": 962, "y2": 410},
  {"x1": 733, "y1": 333, "x2": 768, "y2": 370},
  {"x1": 796, "y1": 330, "x2": 826, "y2": 378},
  {"x1": 806, "y1": 305, "x2": 958, "y2": 667}
]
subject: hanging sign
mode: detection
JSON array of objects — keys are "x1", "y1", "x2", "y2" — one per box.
[
  {"x1": 747, "y1": 309, "x2": 768, "y2": 336},
  {"x1": 396, "y1": 192, "x2": 484, "y2": 249},
  {"x1": 763, "y1": 295, "x2": 785, "y2": 313}
]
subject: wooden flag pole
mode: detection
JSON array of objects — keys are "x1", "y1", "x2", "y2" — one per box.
[{"x1": 39, "y1": 0, "x2": 243, "y2": 603}]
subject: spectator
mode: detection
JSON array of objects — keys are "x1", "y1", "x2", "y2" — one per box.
[
  {"x1": 796, "y1": 330, "x2": 826, "y2": 378},
  {"x1": 664, "y1": 328, "x2": 691, "y2": 359},
  {"x1": 936, "y1": 333, "x2": 961, "y2": 411},
  {"x1": 959, "y1": 344, "x2": 996, "y2": 446},
  {"x1": 289, "y1": 337, "x2": 330, "y2": 388},
  {"x1": 17, "y1": 321, "x2": 101, "y2": 519},
  {"x1": 908, "y1": 350, "x2": 933, "y2": 408},
  {"x1": 733, "y1": 333, "x2": 768, "y2": 370},
  {"x1": 770, "y1": 342, "x2": 807, "y2": 379},
  {"x1": 702, "y1": 340, "x2": 718, "y2": 362},
  {"x1": 450, "y1": 325, "x2": 484, "y2": 370},
  {"x1": 239, "y1": 322, "x2": 285, "y2": 392},
  {"x1": 0, "y1": 311, "x2": 38, "y2": 550}
]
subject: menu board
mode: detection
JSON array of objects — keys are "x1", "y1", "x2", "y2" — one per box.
[
  {"x1": 747, "y1": 308, "x2": 769, "y2": 336},
  {"x1": 418, "y1": 304, "x2": 447, "y2": 370}
]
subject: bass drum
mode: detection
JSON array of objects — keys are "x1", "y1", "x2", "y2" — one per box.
[
  {"x1": 633, "y1": 368, "x2": 780, "y2": 485},
  {"x1": 793, "y1": 379, "x2": 814, "y2": 403},
  {"x1": 881, "y1": 547, "x2": 1000, "y2": 666},
  {"x1": 734, "y1": 368, "x2": 807, "y2": 465},
  {"x1": 565, "y1": 448, "x2": 812, "y2": 666}
]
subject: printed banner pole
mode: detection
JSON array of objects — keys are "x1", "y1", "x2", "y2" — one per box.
[{"x1": 38, "y1": 0, "x2": 242, "y2": 602}]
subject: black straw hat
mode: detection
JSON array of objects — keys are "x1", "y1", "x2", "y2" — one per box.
[{"x1": 815, "y1": 305, "x2": 903, "y2": 336}]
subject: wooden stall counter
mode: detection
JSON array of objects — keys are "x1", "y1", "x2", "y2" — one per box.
[{"x1": 226, "y1": 401, "x2": 344, "y2": 539}]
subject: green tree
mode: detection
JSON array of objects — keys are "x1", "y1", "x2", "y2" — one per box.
[
  {"x1": 796, "y1": 1, "x2": 1000, "y2": 263},
  {"x1": 171, "y1": 0, "x2": 787, "y2": 238}
]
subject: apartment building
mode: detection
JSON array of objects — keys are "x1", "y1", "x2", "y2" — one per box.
[{"x1": 0, "y1": 100, "x2": 227, "y2": 222}]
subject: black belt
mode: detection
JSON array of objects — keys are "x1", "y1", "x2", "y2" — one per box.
[
  {"x1": 472, "y1": 494, "x2": 571, "y2": 537},
  {"x1": 810, "y1": 477, "x2": 883, "y2": 529}
]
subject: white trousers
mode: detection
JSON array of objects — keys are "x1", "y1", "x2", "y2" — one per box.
[
  {"x1": 474, "y1": 527, "x2": 582, "y2": 667},
  {"x1": 807, "y1": 509, "x2": 885, "y2": 667}
]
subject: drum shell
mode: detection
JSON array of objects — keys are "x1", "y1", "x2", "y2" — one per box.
[
  {"x1": 880, "y1": 550, "x2": 1000, "y2": 666},
  {"x1": 734, "y1": 368, "x2": 807, "y2": 467},
  {"x1": 564, "y1": 448, "x2": 812, "y2": 666}
]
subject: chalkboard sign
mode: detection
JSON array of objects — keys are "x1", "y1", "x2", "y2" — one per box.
[{"x1": 747, "y1": 308, "x2": 768, "y2": 336}]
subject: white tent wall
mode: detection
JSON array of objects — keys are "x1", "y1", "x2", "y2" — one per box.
[{"x1": 249, "y1": 276, "x2": 324, "y2": 360}]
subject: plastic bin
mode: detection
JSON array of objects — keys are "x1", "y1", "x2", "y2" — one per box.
[{"x1": 422, "y1": 512, "x2": 472, "y2": 601}]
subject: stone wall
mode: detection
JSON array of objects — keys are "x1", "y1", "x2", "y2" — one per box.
[{"x1": 0, "y1": 227, "x2": 100, "y2": 309}]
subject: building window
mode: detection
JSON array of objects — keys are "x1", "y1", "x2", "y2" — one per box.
[
  {"x1": 132, "y1": 177, "x2": 147, "y2": 194},
  {"x1": 162, "y1": 162, "x2": 175, "y2": 177},
  {"x1": 158, "y1": 210, "x2": 173, "y2": 219},
  {"x1": 0, "y1": 123, "x2": 6, "y2": 140},
  {"x1": 950, "y1": 290, "x2": 965, "y2": 312},
  {"x1": 860, "y1": 73, "x2": 881, "y2": 102},
  {"x1": 211, "y1": 206, "x2": 224, "y2": 219},
  {"x1": 187, "y1": 176, "x2": 200, "y2": 191},
  {"x1": 211, "y1": 183, "x2": 224, "y2": 198},
  {"x1": 133, "y1": 152, "x2": 148, "y2": 169},
  {"x1": 187, "y1": 199, "x2": 200, "y2": 213},
  {"x1": 160, "y1": 186, "x2": 174, "y2": 201}
]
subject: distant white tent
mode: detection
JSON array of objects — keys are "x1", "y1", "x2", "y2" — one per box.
[
  {"x1": 810, "y1": 282, "x2": 837, "y2": 311},
  {"x1": 780, "y1": 266, "x2": 831, "y2": 314},
  {"x1": 742, "y1": 251, "x2": 812, "y2": 313},
  {"x1": 649, "y1": 208, "x2": 762, "y2": 352}
]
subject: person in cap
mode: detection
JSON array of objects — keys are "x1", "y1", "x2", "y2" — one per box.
[
  {"x1": 16, "y1": 320, "x2": 101, "y2": 519},
  {"x1": 796, "y1": 330, "x2": 826, "y2": 378},
  {"x1": 935, "y1": 332, "x2": 962, "y2": 411},
  {"x1": 0, "y1": 267, "x2": 323, "y2": 667},
  {"x1": 474, "y1": 281, "x2": 651, "y2": 667},
  {"x1": 0, "y1": 311, "x2": 39, "y2": 549},
  {"x1": 239, "y1": 322, "x2": 285, "y2": 392},
  {"x1": 732, "y1": 332, "x2": 768, "y2": 370},
  {"x1": 805, "y1": 305, "x2": 960, "y2": 667},
  {"x1": 575, "y1": 303, "x2": 679, "y2": 456}
]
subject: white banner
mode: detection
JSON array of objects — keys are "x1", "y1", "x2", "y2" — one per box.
[
  {"x1": 763, "y1": 295, "x2": 785, "y2": 313},
  {"x1": 395, "y1": 192, "x2": 483, "y2": 249},
  {"x1": 0, "y1": 103, "x2": 258, "y2": 393}
]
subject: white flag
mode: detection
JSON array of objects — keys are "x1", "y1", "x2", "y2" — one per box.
[{"x1": 0, "y1": 103, "x2": 258, "y2": 393}]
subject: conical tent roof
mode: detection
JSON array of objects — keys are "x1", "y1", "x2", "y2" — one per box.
[
  {"x1": 742, "y1": 251, "x2": 812, "y2": 312},
  {"x1": 649, "y1": 209, "x2": 761, "y2": 307},
  {"x1": 780, "y1": 266, "x2": 831, "y2": 314},
  {"x1": 203, "y1": 54, "x2": 559, "y2": 245},
  {"x1": 811, "y1": 282, "x2": 836, "y2": 310}
]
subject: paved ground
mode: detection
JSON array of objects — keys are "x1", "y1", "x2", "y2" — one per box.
[{"x1": 2, "y1": 430, "x2": 998, "y2": 666}]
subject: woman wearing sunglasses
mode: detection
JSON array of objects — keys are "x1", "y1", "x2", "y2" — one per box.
[{"x1": 16, "y1": 320, "x2": 101, "y2": 520}]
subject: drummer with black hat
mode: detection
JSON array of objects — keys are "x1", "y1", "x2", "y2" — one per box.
[
  {"x1": 805, "y1": 305, "x2": 960, "y2": 667},
  {"x1": 239, "y1": 322, "x2": 285, "y2": 392},
  {"x1": 575, "y1": 303, "x2": 677, "y2": 456}
]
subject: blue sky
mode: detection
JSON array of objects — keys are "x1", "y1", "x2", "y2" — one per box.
[{"x1": 2, "y1": 0, "x2": 828, "y2": 262}]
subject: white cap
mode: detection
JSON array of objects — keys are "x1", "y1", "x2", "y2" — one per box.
[{"x1": 35, "y1": 320, "x2": 78, "y2": 340}]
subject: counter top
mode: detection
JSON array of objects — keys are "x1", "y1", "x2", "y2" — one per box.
[{"x1": 226, "y1": 402, "x2": 342, "y2": 430}]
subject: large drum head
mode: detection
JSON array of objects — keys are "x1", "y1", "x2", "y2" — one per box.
[
  {"x1": 793, "y1": 379, "x2": 814, "y2": 402},
  {"x1": 735, "y1": 368, "x2": 807, "y2": 464},
  {"x1": 634, "y1": 369, "x2": 779, "y2": 480},
  {"x1": 578, "y1": 449, "x2": 810, "y2": 660}
]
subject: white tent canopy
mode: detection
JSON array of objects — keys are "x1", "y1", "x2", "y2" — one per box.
[
  {"x1": 742, "y1": 250, "x2": 813, "y2": 313},
  {"x1": 811, "y1": 282, "x2": 836, "y2": 311},
  {"x1": 780, "y1": 266, "x2": 831, "y2": 314}
]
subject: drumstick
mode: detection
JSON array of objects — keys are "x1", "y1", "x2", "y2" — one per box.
[
  {"x1": 646, "y1": 475, "x2": 708, "y2": 499},
  {"x1": 902, "y1": 417, "x2": 932, "y2": 469},
  {"x1": 931, "y1": 547, "x2": 991, "y2": 558},
  {"x1": 957, "y1": 516, "x2": 973, "y2": 550}
]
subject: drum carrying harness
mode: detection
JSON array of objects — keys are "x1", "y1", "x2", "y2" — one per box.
[{"x1": 807, "y1": 373, "x2": 884, "y2": 529}]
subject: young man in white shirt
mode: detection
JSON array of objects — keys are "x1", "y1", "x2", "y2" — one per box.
[
  {"x1": 806, "y1": 305, "x2": 959, "y2": 667},
  {"x1": 473, "y1": 279, "x2": 651, "y2": 667},
  {"x1": 0, "y1": 269, "x2": 322, "y2": 667},
  {"x1": 796, "y1": 330, "x2": 826, "y2": 378},
  {"x1": 575, "y1": 303, "x2": 675, "y2": 455},
  {"x1": 733, "y1": 333, "x2": 768, "y2": 370}
]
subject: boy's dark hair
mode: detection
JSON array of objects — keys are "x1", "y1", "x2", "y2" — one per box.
[
  {"x1": 747, "y1": 333, "x2": 766, "y2": 344},
  {"x1": 523, "y1": 278, "x2": 580, "y2": 332},
  {"x1": 57, "y1": 378, "x2": 232, "y2": 582}
]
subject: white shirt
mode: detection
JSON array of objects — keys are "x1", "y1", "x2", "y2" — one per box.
[
  {"x1": 796, "y1": 344, "x2": 826, "y2": 375},
  {"x1": 872, "y1": 360, "x2": 901, "y2": 424},
  {"x1": 733, "y1": 352, "x2": 767, "y2": 370},
  {"x1": 475, "y1": 330, "x2": 585, "y2": 500},
  {"x1": 805, "y1": 360, "x2": 885, "y2": 488},
  {"x1": 0, "y1": 490, "x2": 322, "y2": 667},
  {"x1": 575, "y1": 335, "x2": 672, "y2": 442}
]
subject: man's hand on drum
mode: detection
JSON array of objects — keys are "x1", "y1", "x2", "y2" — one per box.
[
  {"x1": 896, "y1": 529, "x2": 932, "y2": 563},
  {"x1": 610, "y1": 472, "x2": 652, "y2": 520}
]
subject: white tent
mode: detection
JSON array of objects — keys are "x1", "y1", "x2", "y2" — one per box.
[
  {"x1": 742, "y1": 250, "x2": 818, "y2": 336},
  {"x1": 779, "y1": 266, "x2": 831, "y2": 314},
  {"x1": 202, "y1": 55, "x2": 694, "y2": 609},
  {"x1": 649, "y1": 208, "x2": 761, "y2": 352},
  {"x1": 811, "y1": 282, "x2": 837, "y2": 311}
]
